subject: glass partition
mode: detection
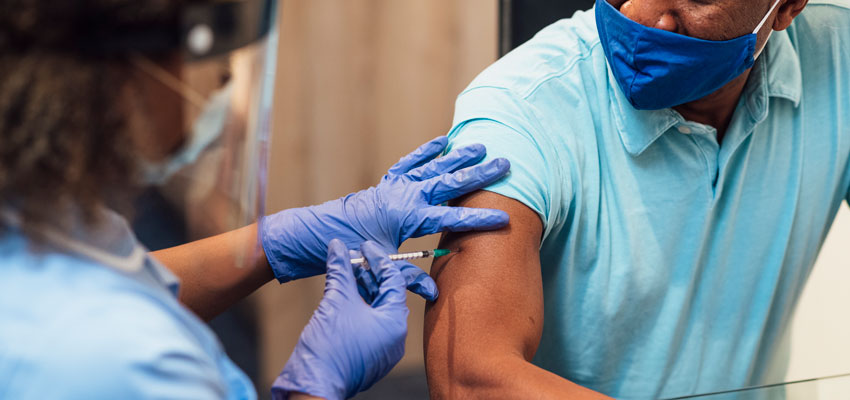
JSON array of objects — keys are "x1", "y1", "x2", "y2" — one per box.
[{"x1": 672, "y1": 373, "x2": 850, "y2": 400}]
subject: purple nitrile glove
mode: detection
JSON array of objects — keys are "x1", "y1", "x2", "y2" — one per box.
[
  {"x1": 271, "y1": 240, "x2": 409, "y2": 400},
  {"x1": 260, "y1": 136, "x2": 510, "y2": 301}
]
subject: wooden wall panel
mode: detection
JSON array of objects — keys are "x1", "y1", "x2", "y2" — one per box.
[{"x1": 257, "y1": 0, "x2": 498, "y2": 392}]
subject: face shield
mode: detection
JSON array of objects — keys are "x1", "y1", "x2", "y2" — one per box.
[{"x1": 126, "y1": 0, "x2": 278, "y2": 257}]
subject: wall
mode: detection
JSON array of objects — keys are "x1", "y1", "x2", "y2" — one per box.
[{"x1": 259, "y1": 0, "x2": 499, "y2": 396}]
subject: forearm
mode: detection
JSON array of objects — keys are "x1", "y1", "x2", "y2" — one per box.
[{"x1": 152, "y1": 223, "x2": 274, "y2": 320}]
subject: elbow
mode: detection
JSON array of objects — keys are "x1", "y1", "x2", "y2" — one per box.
[{"x1": 425, "y1": 351, "x2": 525, "y2": 399}]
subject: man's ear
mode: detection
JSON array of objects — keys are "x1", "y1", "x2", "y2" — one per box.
[{"x1": 773, "y1": 0, "x2": 809, "y2": 31}]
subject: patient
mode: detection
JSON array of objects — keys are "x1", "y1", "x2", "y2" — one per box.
[{"x1": 424, "y1": 0, "x2": 850, "y2": 398}]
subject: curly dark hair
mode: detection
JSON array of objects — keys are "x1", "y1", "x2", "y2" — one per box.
[{"x1": 0, "y1": 0, "x2": 184, "y2": 234}]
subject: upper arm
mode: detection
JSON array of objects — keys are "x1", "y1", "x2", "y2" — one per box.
[
  {"x1": 424, "y1": 190, "x2": 544, "y2": 395},
  {"x1": 446, "y1": 87, "x2": 570, "y2": 240},
  {"x1": 423, "y1": 85, "x2": 588, "y2": 397}
]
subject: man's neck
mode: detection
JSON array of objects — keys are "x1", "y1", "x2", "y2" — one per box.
[{"x1": 673, "y1": 69, "x2": 752, "y2": 144}]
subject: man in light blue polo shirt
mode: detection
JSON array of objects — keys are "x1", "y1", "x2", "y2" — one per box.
[{"x1": 423, "y1": 0, "x2": 850, "y2": 399}]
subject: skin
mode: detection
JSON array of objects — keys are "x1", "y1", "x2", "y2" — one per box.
[
  {"x1": 425, "y1": 192, "x2": 612, "y2": 399},
  {"x1": 124, "y1": 54, "x2": 187, "y2": 162},
  {"x1": 151, "y1": 224, "x2": 273, "y2": 321},
  {"x1": 423, "y1": 0, "x2": 808, "y2": 398}
]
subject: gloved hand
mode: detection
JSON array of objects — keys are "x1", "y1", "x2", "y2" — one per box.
[
  {"x1": 271, "y1": 240, "x2": 409, "y2": 400},
  {"x1": 261, "y1": 136, "x2": 510, "y2": 300},
  {"x1": 348, "y1": 248, "x2": 432, "y2": 305}
]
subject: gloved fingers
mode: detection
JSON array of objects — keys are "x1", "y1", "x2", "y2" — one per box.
[
  {"x1": 354, "y1": 263, "x2": 379, "y2": 304},
  {"x1": 413, "y1": 206, "x2": 509, "y2": 236},
  {"x1": 406, "y1": 143, "x2": 486, "y2": 181},
  {"x1": 422, "y1": 158, "x2": 511, "y2": 205},
  {"x1": 353, "y1": 253, "x2": 439, "y2": 301},
  {"x1": 387, "y1": 136, "x2": 448, "y2": 175},
  {"x1": 324, "y1": 239, "x2": 358, "y2": 298},
  {"x1": 399, "y1": 262, "x2": 439, "y2": 301},
  {"x1": 360, "y1": 241, "x2": 408, "y2": 309}
]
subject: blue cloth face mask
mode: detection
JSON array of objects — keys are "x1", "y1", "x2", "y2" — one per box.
[{"x1": 595, "y1": 0, "x2": 782, "y2": 110}]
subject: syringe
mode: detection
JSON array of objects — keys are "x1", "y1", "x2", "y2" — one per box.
[{"x1": 351, "y1": 249, "x2": 454, "y2": 266}]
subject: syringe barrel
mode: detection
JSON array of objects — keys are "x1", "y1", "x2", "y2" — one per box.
[{"x1": 389, "y1": 251, "x2": 428, "y2": 261}]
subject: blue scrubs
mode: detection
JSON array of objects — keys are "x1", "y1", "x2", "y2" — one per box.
[
  {"x1": 0, "y1": 210, "x2": 255, "y2": 399},
  {"x1": 447, "y1": 1, "x2": 850, "y2": 398}
]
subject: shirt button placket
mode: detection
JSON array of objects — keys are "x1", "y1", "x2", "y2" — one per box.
[{"x1": 680, "y1": 124, "x2": 720, "y2": 196}]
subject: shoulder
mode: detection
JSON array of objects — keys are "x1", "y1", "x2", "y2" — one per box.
[
  {"x1": 461, "y1": 8, "x2": 604, "y2": 105},
  {"x1": 792, "y1": 1, "x2": 850, "y2": 37},
  {"x1": 0, "y1": 254, "x2": 227, "y2": 398},
  {"x1": 453, "y1": 7, "x2": 609, "y2": 156},
  {"x1": 805, "y1": 0, "x2": 850, "y2": 10},
  {"x1": 787, "y1": 0, "x2": 850, "y2": 95},
  {"x1": 15, "y1": 293, "x2": 225, "y2": 398}
]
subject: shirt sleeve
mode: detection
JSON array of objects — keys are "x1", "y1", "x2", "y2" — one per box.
[
  {"x1": 22, "y1": 294, "x2": 230, "y2": 400},
  {"x1": 447, "y1": 86, "x2": 573, "y2": 239}
]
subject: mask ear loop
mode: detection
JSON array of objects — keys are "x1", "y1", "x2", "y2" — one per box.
[
  {"x1": 129, "y1": 54, "x2": 208, "y2": 110},
  {"x1": 752, "y1": 0, "x2": 784, "y2": 59},
  {"x1": 752, "y1": 0, "x2": 784, "y2": 34}
]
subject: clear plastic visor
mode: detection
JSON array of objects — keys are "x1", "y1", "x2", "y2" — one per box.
[{"x1": 132, "y1": 36, "x2": 275, "y2": 264}]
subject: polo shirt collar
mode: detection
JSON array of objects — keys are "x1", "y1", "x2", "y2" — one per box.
[
  {"x1": 610, "y1": 30, "x2": 803, "y2": 156},
  {"x1": 763, "y1": 30, "x2": 803, "y2": 107}
]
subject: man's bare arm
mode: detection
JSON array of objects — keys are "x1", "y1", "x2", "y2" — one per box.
[{"x1": 424, "y1": 191, "x2": 611, "y2": 399}]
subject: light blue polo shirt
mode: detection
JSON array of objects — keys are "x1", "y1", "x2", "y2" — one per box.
[{"x1": 447, "y1": 2, "x2": 850, "y2": 398}]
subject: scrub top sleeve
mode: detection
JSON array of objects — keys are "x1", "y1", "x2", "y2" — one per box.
[
  {"x1": 29, "y1": 294, "x2": 229, "y2": 400},
  {"x1": 448, "y1": 86, "x2": 572, "y2": 238}
]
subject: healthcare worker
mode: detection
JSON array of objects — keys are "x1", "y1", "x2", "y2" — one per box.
[{"x1": 0, "y1": 1, "x2": 511, "y2": 399}]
